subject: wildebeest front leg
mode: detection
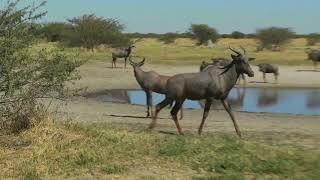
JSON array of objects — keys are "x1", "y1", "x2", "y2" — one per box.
[
  {"x1": 171, "y1": 100, "x2": 185, "y2": 135},
  {"x1": 149, "y1": 98, "x2": 173, "y2": 130},
  {"x1": 198, "y1": 99, "x2": 212, "y2": 135},
  {"x1": 145, "y1": 91, "x2": 152, "y2": 118},
  {"x1": 124, "y1": 57, "x2": 128, "y2": 69},
  {"x1": 263, "y1": 73, "x2": 266, "y2": 83},
  {"x1": 241, "y1": 74, "x2": 246, "y2": 85},
  {"x1": 221, "y1": 99, "x2": 242, "y2": 138},
  {"x1": 179, "y1": 106, "x2": 183, "y2": 120},
  {"x1": 274, "y1": 74, "x2": 278, "y2": 84},
  {"x1": 112, "y1": 57, "x2": 116, "y2": 68}
]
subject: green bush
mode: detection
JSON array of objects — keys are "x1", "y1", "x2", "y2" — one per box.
[
  {"x1": 255, "y1": 27, "x2": 295, "y2": 51},
  {"x1": 189, "y1": 24, "x2": 220, "y2": 46},
  {"x1": 0, "y1": 0, "x2": 83, "y2": 134},
  {"x1": 158, "y1": 32, "x2": 178, "y2": 44},
  {"x1": 64, "y1": 14, "x2": 129, "y2": 50},
  {"x1": 230, "y1": 31, "x2": 246, "y2": 39},
  {"x1": 41, "y1": 22, "x2": 69, "y2": 42}
]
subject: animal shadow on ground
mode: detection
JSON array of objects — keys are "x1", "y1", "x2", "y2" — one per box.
[
  {"x1": 249, "y1": 81, "x2": 279, "y2": 84},
  {"x1": 158, "y1": 131, "x2": 178, "y2": 135},
  {"x1": 296, "y1": 69, "x2": 320, "y2": 72},
  {"x1": 105, "y1": 114, "x2": 166, "y2": 120},
  {"x1": 249, "y1": 81, "x2": 267, "y2": 83},
  {"x1": 105, "y1": 66, "x2": 123, "y2": 69}
]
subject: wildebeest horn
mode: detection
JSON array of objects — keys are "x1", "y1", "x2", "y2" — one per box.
[
  {"x1": 129, "y1": 56, "x2": 145, "y2": 66},
  {"x1": 219, "y1": 61, "x2": 235, "y2": 75},
  {"x1": 137, "y1": 57, "x2": 145, "y2": 66},
  {"x1": 228, "y1": 46, "x2": 241, "y2": 55}
]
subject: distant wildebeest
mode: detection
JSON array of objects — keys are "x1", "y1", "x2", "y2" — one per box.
[
  {"x1": 111, "y1": 39, "x2": 141, "y2": 69},
  {"x1": 305, "y1": 48, "x2": 320, "y2": 70},
  {"x1": 200, "y1": 55, "x2": 255, "y2": 85},
  {"x1": 129, "y1": 56, "x2": 183, "y2": 119},
  {"x1": 150, "y1": 46, "x2": 254, "y2": 137},
  {"x1": 257, "y1": 63, "x2": 279, "y2": 83}
]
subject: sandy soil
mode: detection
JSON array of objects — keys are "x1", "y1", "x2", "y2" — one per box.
[{"x1": 56, "y1": 61, "x2": 320, "y2": 148}]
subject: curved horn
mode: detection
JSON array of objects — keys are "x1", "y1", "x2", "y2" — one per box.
[
  {"x1": 128, "y1": 55, "x2": 134, "y2": 64},
  {"x1": 137, "y1": 57, "x2": 145, "y2": 66},
  {"x1": 228, "y1": 46, "x2": 241, "y2": 55},
  {"x1": 240, "y1": 45, "x2": 247, "y2": 55}
]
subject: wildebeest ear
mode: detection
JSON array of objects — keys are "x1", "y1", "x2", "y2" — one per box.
[
  {"x1": 249, "y1": 57, "x2": 256, "y2": 61},
  {"x1": 230, "y1": 54, "x2": 237, "y2": 60}
]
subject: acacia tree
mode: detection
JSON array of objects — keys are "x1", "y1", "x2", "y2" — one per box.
[
  {"x1": 65, "y1": 14, "x2": 129, "y2": 50},
  {"x1": 41, "y1": 22, "x2": 69, "y2": 42},
  {"x1": 255, "y1": 27, "x2": 295, "y2": 51},
  {"x1": 231, "y1": 31, "x2": 246, "y2": 39},
  {"x1": 0, "y1": 0, "x2": 82, "y2": 133},
  {"x1": 189, "y1": 24, "x2": 219, "y2": 46},
  {"x1": 158, "y1": 32, "x2": 179, "y2": 44}
]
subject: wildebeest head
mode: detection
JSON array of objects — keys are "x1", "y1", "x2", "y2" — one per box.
[
  {"x1": 129, "y1": 56, "x2": 145, "y2": 67},
  {"x1": 221, "y1": 46, "x2": 254, "y2": 77}
]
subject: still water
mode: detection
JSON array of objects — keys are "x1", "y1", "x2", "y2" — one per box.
[{"x1": 85, "y1": 88, "x2": 320, "y2": 115}]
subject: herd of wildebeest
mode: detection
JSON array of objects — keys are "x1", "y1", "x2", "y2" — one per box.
[{"x1": 110, "y1": 42, "x2": 320, "y2": 137}]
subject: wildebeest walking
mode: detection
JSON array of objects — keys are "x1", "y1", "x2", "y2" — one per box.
[
  {"x1": 150, "y1": 46, "x2": 254, "y2": 137},
  {"x1": 305, "y1": 48, "x2": 320, "y2": 70},
  {"x1": 129, "y1": 56, "x2": 183, "y2": 119},
  {"x1": 257, "y1": 63, "x2": 279, "y2": 83}
]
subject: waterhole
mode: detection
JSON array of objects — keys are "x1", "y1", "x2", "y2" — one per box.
[{"x1": 84, "y1": 88, "x2": 320, "y2": 116}]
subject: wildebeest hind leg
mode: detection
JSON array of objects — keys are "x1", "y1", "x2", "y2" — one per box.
[
  {"x1": 149, "y1": 98, "x2": 173, "y2": 130},
  {"x1": 170, "y1": 100, "x2": 184, "y2": 135}
]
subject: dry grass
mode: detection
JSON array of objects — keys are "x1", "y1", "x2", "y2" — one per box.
[
  {"x1": 34, "y1": 38, "x2": 320, "y2": 66},
  {"x1": 0, "y1": 118, "x2": 319, "y2": 179}
]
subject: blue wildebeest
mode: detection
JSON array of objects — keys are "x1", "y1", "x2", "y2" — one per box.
[
  {"x1": 257, "y1": 63, "x2": 279, "y2": 83},
  {"x1": 111, "y1": 39, "x2": 142, "y2": 68},
  {"x1": 129, "y1": 56, "x2": 183, "y2": 119},
  {"x1": 305, "y1": 48, "x2": 320, "y2": 70},
  {"x1": 150, "y1": 46, "x2": 254, "y2": 137},
  {"x1": 200, "y1": 54, "x2": 255, "y2": 85}
]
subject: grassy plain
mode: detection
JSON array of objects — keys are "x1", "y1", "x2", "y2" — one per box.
[{"x1": 36, "y1": 38, "x2": 320, "y2": 66}]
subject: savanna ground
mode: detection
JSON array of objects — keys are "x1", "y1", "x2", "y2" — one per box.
[{"x1": 1, "y1": 38, "x2": 320, "y2": 179}]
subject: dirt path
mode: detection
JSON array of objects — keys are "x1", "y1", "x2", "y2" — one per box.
[{"x1": 57, "y1": 61, "x2": 320, "y2": 148}]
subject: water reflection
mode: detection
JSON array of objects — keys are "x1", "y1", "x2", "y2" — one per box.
[
  {"x1": 306, "y1": 91, "x2": 320, "y2": 108},
  {"x1": 257, "y1": 88, "x2": 279, "y2": 107},
  {"x1": 85, "y1": 88, "x2": 320, "y2": 115},
  {"x1": 84, "y1": 89, "x2": 129, "y2": 104}
]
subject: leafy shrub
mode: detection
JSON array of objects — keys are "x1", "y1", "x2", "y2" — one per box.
[
  {"x1": 189, "y1": 24, "x2": 220, "y2": 45},
  {"x1": 255, "y1": 27, "x2": 295, "y2": 51},
  {"x1": 64, "y1": 14, "x2": 130, "y2": 50},
  {"x1": 0, "y1": 0, "x2": 83, "y2": 134}
]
